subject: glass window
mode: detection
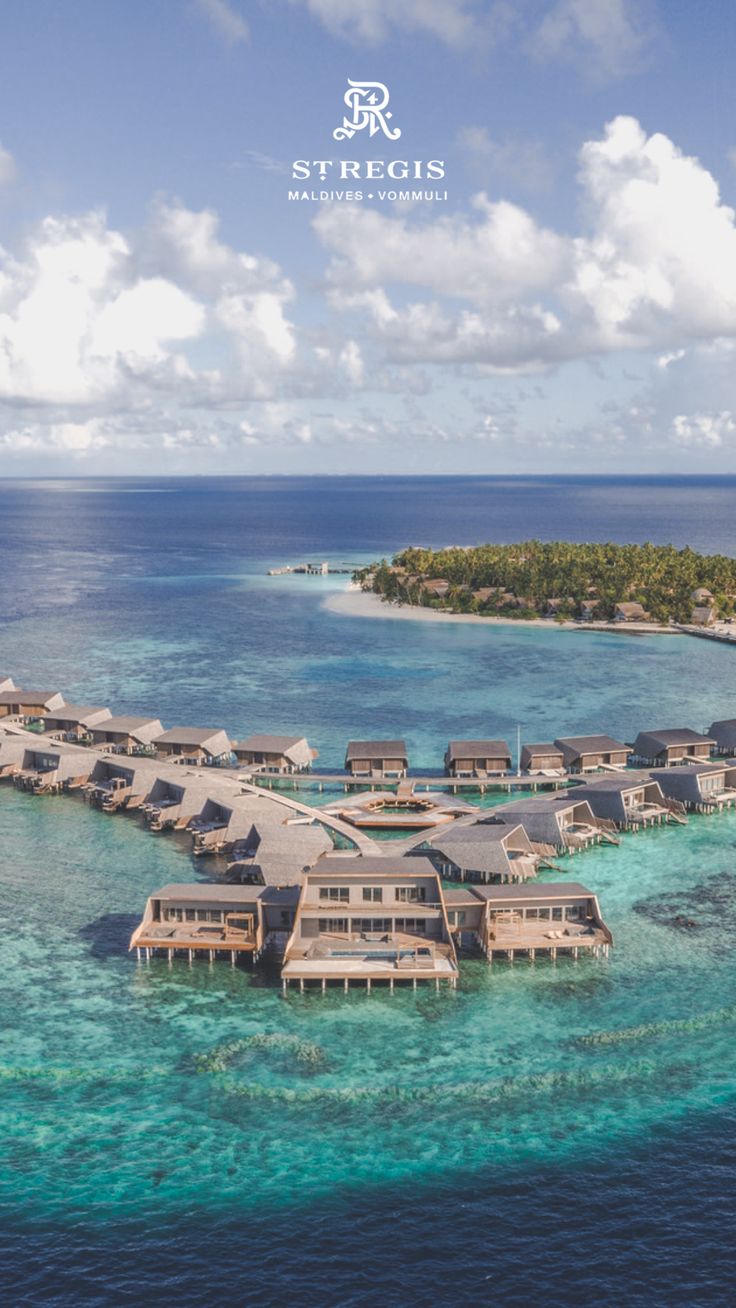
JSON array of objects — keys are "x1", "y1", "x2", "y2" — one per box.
[
  {"x1": 396, "y1": 886, "x2": 426, "y2": 903},
  {"x1": 319, "y1": 886, "x2": 349, "y2": 903},
  {"x1": 552, "y1": 907, "x2": 563, "y2": 922},
  {"x1": 363, "y1": 887, "x2": 382, "y2": 902},
  {"x1": 538, "y1": 907, "x2": 550, "y2": 920},
  {"x1": 185, "y1": 909, "x2": 196, "y2": 922},
  {"x1": 526, "y1": 908, "x2": 539, "y2": 919},
  {"x1": 197, "y1": 909, "x2": 209, "y2": 921},
  {"x1": 318, "y1": 917, "x2": 348, "y2": 933},
  {"x1": 209, "y1": 910, "x2": 222, "y2": 923}
]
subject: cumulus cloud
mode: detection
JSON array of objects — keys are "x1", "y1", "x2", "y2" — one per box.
[
  {"x1": 316, "y1": 116, "x2": 736, "y2": 370},
  {"x1": 672, "y1": 411, "x2": 736, "y2": 448},
  {"x1": 289, "y1": 0, "x2": 485, "y2": 46},
  {"x1": 195, "y1": 0, "x2": 249, "y2": 45}
]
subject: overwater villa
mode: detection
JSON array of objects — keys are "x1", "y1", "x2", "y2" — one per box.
[
  {"x1": 83, "y1": 757, "x2": 158, "y2": 811},
  {"x1": 0, "y1": 689, "x2": 65, "y2": 721},
  {"x1": 233, "y1": 734, "x2": 317, "y2": 774},
  {"x1": 570, "y1": 775, "x2": 680, "y2": 829},
  {"x1": 129, "y1": 882, "x2": 300, "y2": 963},
  {"x1": 11, "y1": 746, "x2": 91, "y2": 794},
  {"x1": 281, "y1": 855, "x2": 459, "y2": 990},
  {"x1": 444, "y1": 739, "x2": 511, "y2": 778},
  {"x1": 444, "y1": 882, "x2": 612, "y2": 961},
  {"x1": 492, "y1": 795, "x2": 619, "y2": 854},
  {"x1": 42, "y1": 705, "x2": 112, "y2": 741},
  {"x1": 141, "y1": 776, "x2": 217, "y2": 831},
  {"x1": 417, "y1": 820, "x2": 543, "y2": 883},
  {"x1": 0, "y1": 676, "x2": 16, "y2": 692},
  {"x1": 88, "y1": 715, "x2": 164, "y2": 753},
  {"x1": 323, "y1": 783, "x2": 477, "y2": 831},
  {"x1": 707, "y1": 719, "x2": 736, "y2": 756},
  {"x1": 344, "y1": 739, "x2": 409, "y2": 779},
  {"x1": 651, "y1": 763, "x2": 736, "y2": 812},
  {"x1": 554, "y1": 734, "x2": 632, "y2": 773},
  {"x1": 520, "y1": 743, "x2": 566, "y2": 776},
  {"x1": 631, "y1": 728, "x2": 715, "y2": 767},
  {"x1": 152, "y1": 727, "x2": 232, "y2": 766},
  {"x1": 225, "y1": 820, "x2": 334, "y2": 885}
]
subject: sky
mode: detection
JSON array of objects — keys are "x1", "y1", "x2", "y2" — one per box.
[{"x1": 2, "y1": 0, "x2": 736, "y2": 474}]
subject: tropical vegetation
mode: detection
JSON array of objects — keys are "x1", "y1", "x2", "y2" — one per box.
[{"x1": 354, "y1": 541, "x2": 736, "y2": 625}]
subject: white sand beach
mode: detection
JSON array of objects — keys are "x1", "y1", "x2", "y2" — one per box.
[{"x1": 322, "y1": 584, "x2": 677, "y2": 635}]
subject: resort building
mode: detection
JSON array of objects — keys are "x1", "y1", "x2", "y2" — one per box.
[
  {"x1": 569, "y1": 776, "x2": 675, "y2": 828},
  {"x1": 692, "y1": 587, "x2": 715, "y2": 605},
  {"x1": 0, "y1": 690, "x2": 65, "y2": 721},
  {"x1": 88, "y1": 715, "x2": 164, "y2": 753},
  {"x1": 129, "y1": 883, "x2": 274, "y2": 963},
  {"x1": 422, "y1": 579, "x2": 450, "y2": 599},
  {"x1": 650, "y1": 763, "x2": 736, "y2": 812},
  {"x1": 324, "y1": 786, "x2": 476, "y2": 831},
  {"x1": 449, "y1": 882, "x2": 612, "y2": 961},
  {"x1": 232, "y1": 734, "x2": 317, "y2": 774},
  {"x1": 545, "y1": 597, "x2": 574, "y2": 617},
  {"x1": 152, "y1": 727, "x2": 232, "y2": 766},
  {"x1": 691, "y1": 605, "x2": 717, "y2": 626},
  {"x1": 444, "y1": 740, "x2": 511, "y2": 777},
  {"x1": 631, "y1": 728, "x2": 715, "y2": 767},
  {"x1": 0, "y1": 736, "x2": 29, "y2": 778},
  {"x1": 43, "y1": 705, "x2": 112, "y2": 741},
  {"x1": 418, "y1": 821, "x2": 541, "y2": 883},
  {"x1": 225, "y1": 820, "x2": 334, "y2": 885},
  {"x1": 579, "y1": 600, "x2": 599, "y2": 621},
  {"x1": 141, "y1": 777, "x2": 216, "y2": 831},
  {"x1": 554, "y1": 734, "x2": 632, "y2": 772},
  {"x1": 520, "y1": 743, "x2": 566, "y2": 776},
  {"x1": 707, "y1": 719, "x2": 736, "y2": 756},
  {"x1": 11, "y1": 746, "x2": 92, "y2": 794},
  {"x1": 83, "y1": 757, "x2": 159, "y2": 811},
  {"x1": 614, "y1": 602, "x2": 651, "y2": 622},
  {"x1": 281, "y1": 856, "x2": 459, "y2": 990},
  {"x1": 344, "y1": 740, "x2": 409, "y2": 779},
  {"x1": 492, "y1": 795, "x2": 618, "y2": 854}
]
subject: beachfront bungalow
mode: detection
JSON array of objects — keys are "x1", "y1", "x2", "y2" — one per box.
[
  {"x1": 12, "y1": 746, "x2": 91, "y2": 794},
  {"x1": 520, "y1": 743, "x2": 565, "y2": 776},
  {"x1": 43, "y1": 705, "x2": 112, "y2": 741},
  {"x1": 631, "y1": 728, "x2": 715, "y2": 767},
  {"x1": 232, "y1": 734, "x2": 317, "y2": 774},
  {"x1": 570, "y1": 776, "x2": 674, "y2": 829},
  {"x1": 692, "y1": 587, "x2": 715, "y2": 605},
  {"x1": 707, "y1": 719, "x2": 736, "y2": 756},
  {"x1": 692, "y1": 605, "x2": 717, "y2": 626},
  {"x1": 88, "y1": 715, "x2": 164, "y2": 753},
  {"x1": 422, "y1": 578, "x2": 450, "y2": 599},
  {"x1": 444, "y1": 740, "x2": 511, "y2": 778},
  {"x1": 579, "y1": 600, "x2": 599, "y2": 621},
  {"x1": 345, "y1": 740, "x2": 409, "y2": 779},
  {"x1": 0, "y1": 690, "x2": 65, "y2": 721},
  {"x1": 0, "y1": 676, "x2": 15, "y2": 693},
  {"x1": 461, "y1": 882, "x2": 612, "y2": 961},
  {"x1": 554, "y1": 734, "x2": 632, "y2": 773},
  {"x1": 281, "y1": 856, "x2": 459, "y2": 990},
  {"x1": 152, "y1": 727, "x2": 232, "y2": 766},
  {"x1": 614, "y1": 602, "x2": 651, "y2": 622},
  {"x1": 419, "y1": 821, "x2": 540, "y2": 883},
  {"x1": 650, "y1": 763, "x2": 736, "y2": 813},
  {"x1": 545, "y1": 597, "x2": 574, "y2": 617},
  {"x1": 491, "y1": 795, "x2": 617, "y2": 854}
]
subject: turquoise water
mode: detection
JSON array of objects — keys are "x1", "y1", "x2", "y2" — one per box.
[
  {"x1": 3, "y1": 783, "x2": 736, "y2": 1226},
  {"x1": 3, "y1": 477, "x2": 736, "y2": 1301}
]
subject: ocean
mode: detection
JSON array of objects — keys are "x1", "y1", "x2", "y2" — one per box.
[{"x1": 1, "y1": 475, "x2": 736, "y2": 1306}]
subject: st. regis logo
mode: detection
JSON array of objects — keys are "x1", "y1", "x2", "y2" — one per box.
[{"x1": 333, "y1": 80, "x2": 401, "y2": 142}]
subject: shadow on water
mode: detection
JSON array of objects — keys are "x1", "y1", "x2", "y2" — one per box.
[{"x1": 78, "y1": 913, "x2": 139, "y2": 960}]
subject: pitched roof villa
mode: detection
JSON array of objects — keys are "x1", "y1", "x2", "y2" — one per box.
[
  {"x1": 570, "y1": 775, "x2": 673, "y2": 828},
  {"x1": 153, "y1": 727, "x2": 232, "y2": 764},
  {"x1": 0, "y1": 690, "x2": 65, "y2": 719},
  {"x1": 444, "y1": 740, "x2": 511, "y2": 777},
  {"x1": 345, "y1": 740, "x2": 409, "y2": 778},
  {"x1": 708, "y1": 718, "x2": 736, "y2": 756},
  {"x1": 233, "y1": 734, "x2": 317, "y2": 773},
  {"x1": 520, "y1": 743, "x2": 565, "y2": 775},
  {"x1": 419, "y1": 821, "x2": 540, "y2": 883},
  {"x1": 89, "y1": 716, "x2": 164, "y2": 751},
  {"x1": 0, "y1": 676, "x2": 16, "y2": 693},
  {"x1": 43, "y1": 705, "x2": 112, "y2": 739},
  {"x1": 614, "y1": 602, "x2": 651, "y2": 622},
  {"x1": 631, "y1": 728, "x2": 714, "y2": 767},
  {"x1": 492, "y1": 795, "x2": 616, "y2": 854},
  {"x1": 650, "y1": 762, "x2": 736, "y2": 812},
  {"x1": 554, "y1": 734, "x2": 632, "y2": 772},
  {"x1": 453, "y1": 882, "x2": 612, "y2": 961}
]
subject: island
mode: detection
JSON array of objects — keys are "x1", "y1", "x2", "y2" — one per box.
[{"x1": 354, "y1": 541, "x2": 736, "y2": 627}]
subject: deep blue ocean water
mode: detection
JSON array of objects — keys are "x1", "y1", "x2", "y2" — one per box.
[{"x1": 2, "y1": 475, "x2": 736, "y2": 1306}]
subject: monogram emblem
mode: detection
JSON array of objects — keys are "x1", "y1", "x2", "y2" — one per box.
[{"x1": 333, "y1": 80, "x2": 401, "y2": 142}]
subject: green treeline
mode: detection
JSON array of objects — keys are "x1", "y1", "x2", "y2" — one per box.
[{"x1": 354, "y1": 541, "x2": 736, "y2": 625}]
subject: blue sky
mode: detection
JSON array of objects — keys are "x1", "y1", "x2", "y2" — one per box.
[{"x1": 2, "y1": 0, "x2": 736, "y2": 473}]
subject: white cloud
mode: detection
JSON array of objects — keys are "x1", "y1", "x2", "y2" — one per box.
[
  {"x1": 672, "y1": 411, "x2": 736, "y2": 448},
  {"x1": 529, "y1": 0, "x2": 657, "y2": 81},
  {"x1": 0, "y1": 142, "x2": 16, "y2": 186},
  {"x1": 195, "y1": 0, "x2": 249, "y2": 45},
  {"x1": 316, "y1": 116, "x2": 736, "y2": 370},
  {"x1": 290, "y1": 0, "x2": 483, "y2": 46}
]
